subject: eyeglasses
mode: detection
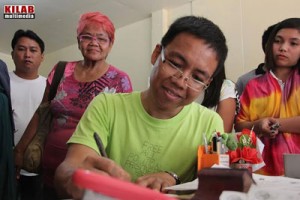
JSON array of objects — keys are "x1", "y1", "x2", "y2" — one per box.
[
  {"x1": 79, "y1": 34, "x2": 110, "y2": 45},
  {"x1": 160, "y1": 47, "x2": 209, "y2": 91}
]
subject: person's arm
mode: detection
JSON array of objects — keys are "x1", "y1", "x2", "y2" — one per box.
[
  {"x1": 277, "y1": 116, "x2": 300, "y2": 134},
  {"x1": 13, "y1": 84, "x2": 50, "y2": 177},
  {"x1": 235, "y1": 117, "x2": 280, "y2": 138},
  {"x1": 216, "y1": 97, "x2": 236, "y2": 133},
  {"x1": 55, "y1": 143, "x2": 131, "y2": 199},
  {"x1": 236, "y1": 116, "x2": 300, "y2": 137}
]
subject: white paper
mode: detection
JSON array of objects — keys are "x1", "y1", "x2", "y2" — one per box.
[
  {"x1": 220, "y1": 174, "x2": 300, "y2": 200},
  {"x1": 164, "y1": 178, "x2": 198, "y2": 191},
  {"x1": 83, "y1": 189, "x2": 116, "y2": 200},
  {"x1": 219, "y1": 191, "x2": 247, "y2": 200}
]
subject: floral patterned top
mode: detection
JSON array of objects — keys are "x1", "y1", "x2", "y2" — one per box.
[{"x1": 42, "y1": 61, "x2": 132, "y2": 187}]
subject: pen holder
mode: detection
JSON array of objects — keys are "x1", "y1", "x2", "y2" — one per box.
[{"x1": 197, "y1": 146, "x2": 229, "y2": 171}]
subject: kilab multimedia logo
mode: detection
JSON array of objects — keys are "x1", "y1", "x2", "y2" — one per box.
[{"x1": 3, "y1": 5, "x2": 35, "y2": 19}]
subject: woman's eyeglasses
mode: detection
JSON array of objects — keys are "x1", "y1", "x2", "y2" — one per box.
[{"x1": 79, "y1": 34, "x2": 110, "y2": 45}]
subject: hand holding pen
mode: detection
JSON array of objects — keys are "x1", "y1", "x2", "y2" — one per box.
[{"x1": 92, "y1": 132, "x2": 131, "y2": 181}]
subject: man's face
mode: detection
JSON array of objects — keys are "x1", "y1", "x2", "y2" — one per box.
[
  {"x1": 150, "y1": 32, "x2": 218, "y2": 111},
  {"x1": 11, "y1": 37, "x2": 44, "y2": 75}
]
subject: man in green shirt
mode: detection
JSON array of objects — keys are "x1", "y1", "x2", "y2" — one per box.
[{"x1": 55, "y1": 15, "x2": 228, "y2": 199}]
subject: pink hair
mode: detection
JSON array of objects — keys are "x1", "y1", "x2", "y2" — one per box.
[{"x1": 77, "y1": 12, "x2": 115, "y2": 44}]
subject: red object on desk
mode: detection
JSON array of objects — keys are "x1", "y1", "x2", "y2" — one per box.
[{"x1": 72, "y1": 169, "x2": 176, "y2": 200}]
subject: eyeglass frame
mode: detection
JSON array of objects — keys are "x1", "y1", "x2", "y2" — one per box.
[
  {"x1": 160, "y1": 46, "x2": 210, "y2": 91},
  {"x1": 78, "y1": 34, "x2": 110, "y2": 45}
]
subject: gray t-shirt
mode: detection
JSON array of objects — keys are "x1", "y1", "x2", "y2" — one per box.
[{"x1": 236, "y1": 64, "x2": 266, "y2": 96}]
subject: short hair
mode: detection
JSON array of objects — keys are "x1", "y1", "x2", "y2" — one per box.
[
  {"x1": 161, "y1": 16, "x2": 228, "y2": 78},
  {"x1": 11, "y1": 29, "x2": 45, "y2": 53},
  {"x1": 161, "y1": 16, "x2": 228, "y2": 107},
  {"x1": 261, "y1": 23, "x2": 277, "y2": 52},
  {"x1": 77, "y1": 12, "x2": 115, "y2": 44},
  {"x1": 265, "y1": 18, "x2": 300, "y2": 72}
]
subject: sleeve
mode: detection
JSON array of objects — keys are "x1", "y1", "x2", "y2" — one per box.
[
  {"x1": 116, "y1": 71, "x2": 133, "y2": 93},
  {"x1": 219, "y1": 79, "x2": 237, "y2": 101}
]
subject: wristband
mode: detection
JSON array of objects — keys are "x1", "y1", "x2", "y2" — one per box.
[{"x1": 164, "y1": 171, "x2": 181, "y2": 185}]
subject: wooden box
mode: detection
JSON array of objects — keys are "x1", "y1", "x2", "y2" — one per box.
[{"x1": 191, "y1": 168, "x2": 254, "y2": 200}]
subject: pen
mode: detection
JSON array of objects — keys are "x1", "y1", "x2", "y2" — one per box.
[
  {"x1": 94, "y1": 132, "x2": 108, "y2": 158},
  {"x1": 203, "y1": 133, "x2": 209, "y2": 154}
]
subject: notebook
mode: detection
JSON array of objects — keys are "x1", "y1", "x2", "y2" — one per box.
[{"x1": 284, "y1": 154, "x2": 300, "y2": 179}]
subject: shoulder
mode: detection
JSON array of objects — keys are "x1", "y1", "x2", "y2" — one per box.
[
  {"x1": 236, "y1": 69, "x2": 257, "y2": 84},
  {"x1": 8, "y1": 72, "x2": 23, "y2": 83},
  {"x1": 94, "y1": 91, "x2": 139, "y2": 104},
  {"x1": 87, "y1": 92, "x2": 139, "y2": 114},
  {"x1": 220, "y1": 79, "x2": 236, "y2": 100},
  {"x1": 8, "y1": 71, "x2": 15, "y2": 78},
  {"x1": 190, "y1": 103, "x2": 222, "y2": 120},
  {"x1": 0, "y1": 62, "x2": 10, "y2": 94},
  {"x1": 247, "y1": 72, "x2": 267, "y2": 85},
  {"x1": 222, "y1": 79, "x2": 235, "y2": 89},
  {"x1": 51, "y1": 61, "x2": 76, "y2": 74},
  {"x1": 47, "y1": 61, "x2": 76, "y2": 83},
  {"x1": 38, "y1": 75, "x2": 47, "y2": 80},
  {"x1": 107, "y1": 65, "x2": 130, "y2": 77},
  {"x1": 105, "y1": 65, "x2": 132, "y2": 92},
  {"x1": 242, "y1": 73, "x2": 269, "y2": 98}
]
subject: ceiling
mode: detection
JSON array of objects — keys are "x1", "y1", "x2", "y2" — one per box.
[{"x1": 0, "y1": 0, "x2": 192, "y2": 55}]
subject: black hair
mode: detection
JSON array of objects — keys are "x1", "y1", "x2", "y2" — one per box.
[
  {"x1": 11, "y1": 29, "x2": 45, "y2": 53},
  {"x1": 265, "y1": 18, "x2": 300, "y2": 72},
  {"x1": 201, "y1": 65, "x2": 226, "y2": 107},
  {"x1": 161, "y1": 16, "x2": 228, "y2": 107},
  {"x1": 161, "y1": 16, "x2": 227, "y2": 78},
  {"x1": 261, "y1": 23, "x2": 277, "y2": 53}
]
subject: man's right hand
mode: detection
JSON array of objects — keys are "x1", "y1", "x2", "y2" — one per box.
[
  {"x1": 55, "y1": 144, "x2": 131, "y2": 199},
  {"x1": 79, "y1": 155, "x2": 131, "y2": 181}
]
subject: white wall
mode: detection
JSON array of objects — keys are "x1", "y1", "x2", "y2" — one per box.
[
  {"x1": 0, "y1": 52, "x2": 14, "y2": 71},
  {"x1": 191, "y1": 0, "x2": 244, "y2": 82},
  {"x1": 190, "y1": 0, "x2": 299, "y2": 81},
  {"x1": 2, "y1": 0, "x2": 300, "y2": 86},
  {"x1": 108, "y1": 18, "x2": 152, "y2": 91}
]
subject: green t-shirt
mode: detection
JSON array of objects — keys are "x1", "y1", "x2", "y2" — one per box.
[{"x1": 69, "y1": 91, "x2": 224, "y2": 182}]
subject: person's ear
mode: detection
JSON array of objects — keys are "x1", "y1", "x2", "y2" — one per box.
[
  {"x1": 40, "y1": 53, "x2": 45, "y2": 62},
  {"x1": 151, "y1": 44, "x2": 162, "y2": 65}
]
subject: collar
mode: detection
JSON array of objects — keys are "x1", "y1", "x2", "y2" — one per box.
[{"x1": 270, "y1": 70, "x2": 285, "y2": 90}]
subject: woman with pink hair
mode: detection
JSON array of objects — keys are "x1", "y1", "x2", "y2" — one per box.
[{"x1": 15, "y1": 11, "x2": 132, "y2": 199}]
